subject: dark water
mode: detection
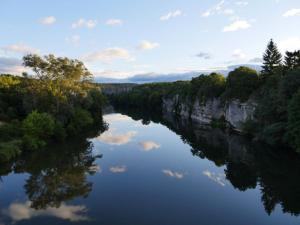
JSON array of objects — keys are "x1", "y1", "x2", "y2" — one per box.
[{"x1": 1, "y1": 110, "x2": 300, "y2": 225}]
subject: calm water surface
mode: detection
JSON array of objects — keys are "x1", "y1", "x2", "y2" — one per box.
[{"x1": 1, "y1": 111, "x2": 300, "y2": 225}]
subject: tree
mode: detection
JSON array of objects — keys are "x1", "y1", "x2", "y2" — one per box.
[
  {"x1": 191, "y1": 73, "x2": 226, "y2": 101},
  {"x1": 262, "y1": 39, "x2": 282, "y2": 75},
  {"x1": 23, "y1": 54, "x2": 92, "y2": 81},
  {"x1": 284, "y1": 51, "x2": 300, "y2": 71},
  {"x1": 22, "y1": 111, "x2": 55, "y2": 150},
  {"x1": 224, "y1": 66, "x2": 259, "y2": 101},
  {"x1": 287, "y1": 89, "x2": 300, "y2": 153}
]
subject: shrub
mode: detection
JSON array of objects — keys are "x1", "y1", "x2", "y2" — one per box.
[{"x1": 22, "y1": 111, "x2": 55, "y2": 151}]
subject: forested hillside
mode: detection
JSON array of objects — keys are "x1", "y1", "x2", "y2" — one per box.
[{"x1": 111, "y1": 40, "x2": 300, "y2": 153}]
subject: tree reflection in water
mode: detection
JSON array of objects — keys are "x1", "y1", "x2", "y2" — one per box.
[
  {"x1": 115, "y1": 106, "x2": 300, "y2": 216},
  {"x1": 0, "y1": 122, "x2": 107, "y2": 210}
]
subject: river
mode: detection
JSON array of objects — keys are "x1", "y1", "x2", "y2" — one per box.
[{"x1": 0, "y1": 110, "x2": 300, "y2": 225}]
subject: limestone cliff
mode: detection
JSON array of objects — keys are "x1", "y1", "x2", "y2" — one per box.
[{"x1": 162, "y1": 95, "x2": 256, "y2": 132}]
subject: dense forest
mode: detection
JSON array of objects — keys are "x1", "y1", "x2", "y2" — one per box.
[
  {"x1": 0, "y1": 54, "x2": 106, "y2": 161},
  {"x1": 111, "y1": 40, "x2": 300, "y2": 153}
]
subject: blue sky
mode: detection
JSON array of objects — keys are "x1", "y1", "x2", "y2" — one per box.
[{"x1": 0, "y1": 0, "x2": 300, "y2": 79}]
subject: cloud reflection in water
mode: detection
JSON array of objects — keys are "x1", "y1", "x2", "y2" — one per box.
[{"x1": 3, "y1": 201, "x2": 88, "y2": 222}]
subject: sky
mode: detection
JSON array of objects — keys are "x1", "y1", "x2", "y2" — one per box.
[{"x1": 0, "y1": 0, "x2": 300, "y2": 80}]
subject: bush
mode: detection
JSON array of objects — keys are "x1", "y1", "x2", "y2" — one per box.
[
  {"x1": 22, "y1": 111, "x2": 55, "y2": 151},
  {"x1": 224, "y1": 66, "x2": 259, "y2": 102}
]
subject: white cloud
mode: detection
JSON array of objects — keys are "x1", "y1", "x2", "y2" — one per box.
[
  {"x1": 232, "y1": 49, "x2": 246, "y2": 59},
  {"x1": 82, "y1": 47, "x2": 133, "y2": 64},
  {"x1": 203, "y1": 170, "x2": 226, "y2": 186},
  {"x1": 1, "y1": 43, "x2": 40, "y2": 55},
  {"x1": 72, "y1": 18, "x2": 97, "y2": 29},
  {"x1": 160, "y1": 10, "x2": 182, "y2": 21},
  {"x1": 137, "y1": 40, "x2": 159, "y2": 50},
  {"x1": 0, "y1": 57, "x2": 26, "y2": 74},
  {"x1": 223, "y1": 9, "x2": 235, "y2": 16},
  {"x1": 139, "y1": 141, "x2": 160, "y2": 151},
  {"x1": 106, "y1": 19, "x2": 123, "y2": 26},
  {"x1": 283, "y1": 9, "x2": 300, "y2": 17},
  {"x1": 162, "y1": 169, "x2": 184, "y2": 179},
  {"x1": 278, "y1": 37, "x2": 300, "y2": 52},
  {"x1": 65, "y1": 35, "x2": 80, "y2": 46},
  {"x1": 97, "y1": 129, "x2": 137, "y2": 145},
  {"x1": 4, "y1": 201, "x2": 88, "y2": 222},
  {"x1": 249, "y1": 57, "x2": 262, "y2": 63},
  {"x1": 88, "y1": 165, "x2": 101, "y2": 173},
  {"x1": 201, "y1": 0, "x2": 234, "y2": 17},
  {"x1": 40, "y1": 16, "x2": 56, "y2": 25},
  {"x1": 235, "y1": 1, "x2": 249, "y2": 6},
  {"x1": 103, "y1": 114, "x2": 131, "y2": 123},
  {"x1": 223, "y1": 20, "x2": 251, "y2": 32},
  {"x1": 110, "y1": 165, "x2": 127, "y2": 173},
  {"x1": 196, "y1": 52, "x2": 212, "y2": 59}
]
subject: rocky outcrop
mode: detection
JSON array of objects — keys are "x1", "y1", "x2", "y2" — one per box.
[
  {"x1": 162, "y1": 96, "x2": 256, "y2": 132},
  {"x1": 225, "y1": 100, "x2": 256, "y2": 131}
]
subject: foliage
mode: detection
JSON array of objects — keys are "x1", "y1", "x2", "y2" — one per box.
[
  {"x1": 223, "y1": 66, "x2": 259, "y2": 102},
  {"x1": 0, "y1": 140, "x2": 22, "y2": 161},
  {"x1": 262, "y1": 39, "x2": 282, "y2": 75},
  {"x1": 191, "y1": 73, "x2": 225, "y2": 101},
  {"x1": 0, "y1": 54, "x2": 105, "y2": 160},
  {"x1": 287, "y1": 89, "x2": 300, "y2": 153},
  {"x1": 284, "y1": 50, "x2": 300, "y2": 71},
  {"x1": 23, "y1": 54, "x2": 92, "y2": 81},
  {"x1": 22, "y1": 111, "x2": 55, "y2": 150}
]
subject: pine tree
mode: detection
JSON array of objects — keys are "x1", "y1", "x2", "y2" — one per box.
[
  {"x1": 284, "y1": 51, "x2": 297, "y2": 70},
  {"x1": 284, "y1": 50, "x2": 300, "y2": 71},
  {"x1": 262, "y1": 39, "x2": 282, "y2": 75},
  {"x1": 295, "y1": 50, "x2": 300, "y2": 68}
]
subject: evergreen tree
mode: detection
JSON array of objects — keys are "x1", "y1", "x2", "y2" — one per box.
[
  {"x1": 284, "y1": 51, "x2": 297, "y2": 70},
  {"x1": 262, "y1": 39, "x2": 282, "y2": 75},
  {"x1": 284, "y1": 51, "x2": 300, "y2": 71}
]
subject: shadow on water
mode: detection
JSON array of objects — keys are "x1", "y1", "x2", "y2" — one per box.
[{"x1": 114, "y1": 106, "x2": 300, "y2": 217}]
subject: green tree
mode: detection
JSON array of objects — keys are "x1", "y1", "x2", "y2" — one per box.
[
  {"x1": 287, "y1": 89, "x2": 300, "y2": 153},
  {"x1": 23, "y1": 54, "x2": 92, "y2": 81},
  {"x1": 262, "y1": 39, "x2": 282, "y2": 75},
  {"x1": 284, "y1": 51, "x2": 300, "y2": 71},
  {"x1": 224, "y1": 66, "x2": 259, "y2": 101},
  {"x1": 22, "y1": 111, "x2": 55, "y2": 150},
  {"x1": 191, "y1": 73, "x2": 226, "y2": 101}
]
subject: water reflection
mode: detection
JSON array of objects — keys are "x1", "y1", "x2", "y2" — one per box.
[
  {"x1": 96, "y1": 129, "x2": 137, "y2": 145},
  {"x1": 109, "y1": 165, "x2": 127, "y2": 173},
  {"x1": 0, "y1": 125, "x2": 106, "y2": 223},
  {"x1": 162, "y1": 169, "x2": 185, "y2": 179},
  {"x1": 4, "y1": 201, "x2": 88, "y2": 222},
  {"x1": 116, "y1": 106, "x2": 300, "y2": 216},
  {"x1": 139, "y1": 141, "x2": 160, "y2": 151}
]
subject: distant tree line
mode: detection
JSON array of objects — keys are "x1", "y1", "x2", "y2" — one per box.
[
  {"x1": 111, "y1": 39, "x2": 300, "y2": 153},
  {"x1": 0, "y1": 54, "x2": 106, "y2": 161}
]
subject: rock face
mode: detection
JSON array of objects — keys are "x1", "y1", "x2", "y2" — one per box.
[{"x1": 162, "y1": 96, "x2": 256, "y2": 132}]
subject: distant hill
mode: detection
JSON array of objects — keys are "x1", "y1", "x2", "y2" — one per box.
[{"x1": 95, "y1": 64, "x2": 262, "y2": 84}]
